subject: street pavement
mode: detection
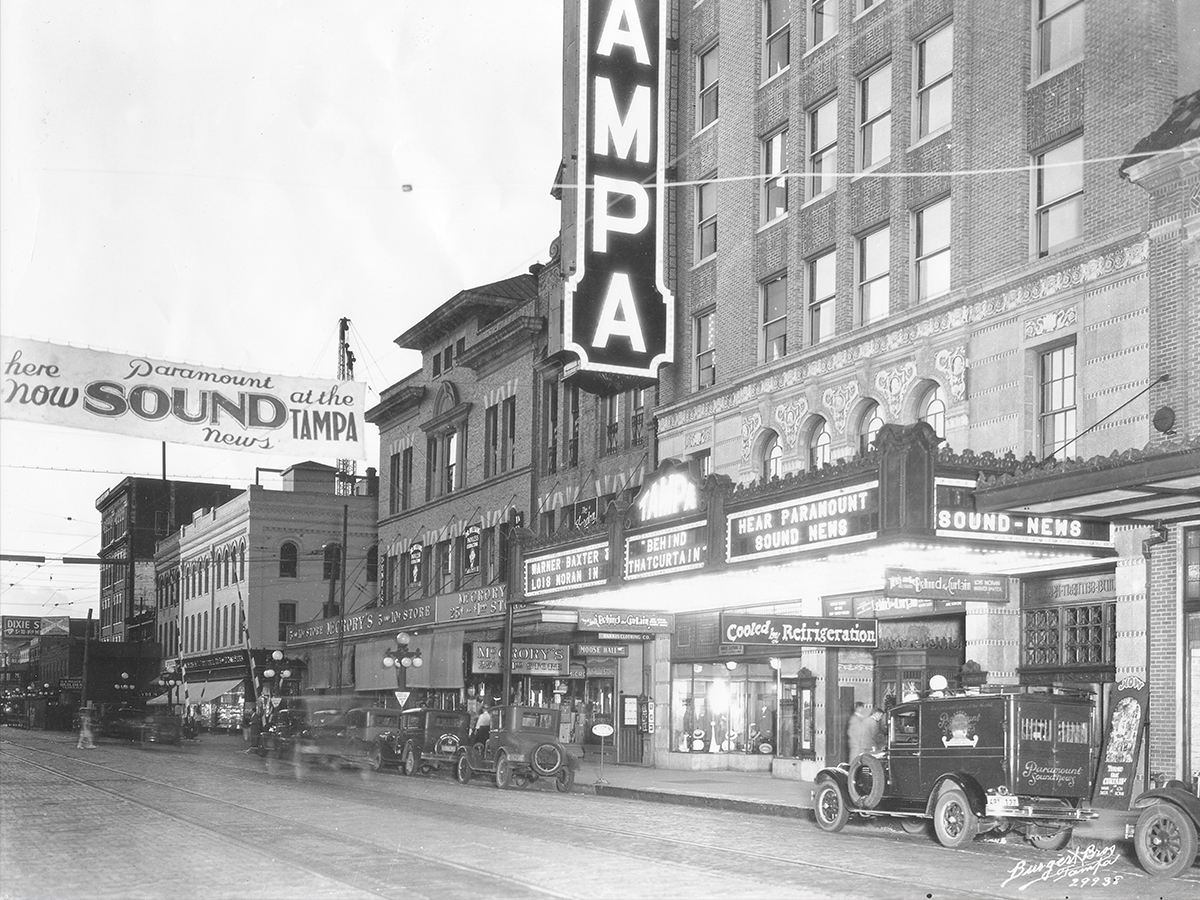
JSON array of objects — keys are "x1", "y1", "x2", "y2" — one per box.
[{"x1": 2, "y1": 726, "x2": 1197, "y2": 900}]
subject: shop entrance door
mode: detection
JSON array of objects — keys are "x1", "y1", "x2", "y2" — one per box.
[{"x1": 618, "y1": 694, "x2": 644, "y2": 764}]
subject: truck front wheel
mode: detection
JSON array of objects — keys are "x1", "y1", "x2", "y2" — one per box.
[{"x1": 933, "y1": 788, "x2": 978, "y2": 849}]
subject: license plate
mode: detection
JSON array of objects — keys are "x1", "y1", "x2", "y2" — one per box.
[{"x1": 987, "y1": 794, "x2": 1019, "y2": 810}]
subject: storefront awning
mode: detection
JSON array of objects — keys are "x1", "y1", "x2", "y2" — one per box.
[
  {"x1": 146, "y1": 693, "x2": 171, "y2": 706},
  {"x1": 975, "y1": 440, "x2": 1200, "y2": 524},
  {"x1": 182, "y1": 679, "x2": 242, "y2": 703}
]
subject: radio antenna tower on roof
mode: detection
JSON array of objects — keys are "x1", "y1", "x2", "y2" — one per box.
[{"x1": 336, "y1": 317, "x2": 356, "y2": 496}]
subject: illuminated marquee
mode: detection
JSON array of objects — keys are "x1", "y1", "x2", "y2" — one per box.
[
  {"x1": 935, "y1": 507, "x2": 1112, "y2": 548},
  {"x1": 565, "y1": 0, "x2": 673, "y2": 378},
  {"x1": 726, "y1": 481, "x2": 879, "y2": 563},
  {"x1": 523, "y1": 541, "x2": 611, "y2": 597},
  {"x1": 624, "y1": 521, "x2": 707, "y2": 580}
]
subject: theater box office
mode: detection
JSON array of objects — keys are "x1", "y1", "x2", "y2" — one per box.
[{"x1": 526, "y1": 425, "x2": 1118, "y2": 776}]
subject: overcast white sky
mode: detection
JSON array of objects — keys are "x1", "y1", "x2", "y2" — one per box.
[{"x1": 0, "y1": 1, "x2": 564, "y2": 621}]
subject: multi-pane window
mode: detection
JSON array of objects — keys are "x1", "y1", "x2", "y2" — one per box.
[
  {"x1": 1036, "y1": 135, "x2": 1083, "y2": 256},
  {"x1": 764, "y1": 0, "x2": 790, "y2": 78},
  {"x1": 445, "y1": 431, "x2": 459, "y2": 492},
  {"x1": 858, "y1": 226, "x2": 890, "y2": 324},
  {"x1": 915, "y1": 197, "x2": 951, "y2": 300},
  {"x1": 762, "y1": 273, "x2": 788, "y2": 362},
  {"x1": 503, "y1": 396, "x2": 517, "y2": 470},
  {"x1": 695, "y1": 312, "x2": 715, "y2": 389},
  {"x1": 323, "y1": 543, "x2": 341, "y2": 582},
  {"x1": 810, "y1": 0, "x2": 838, "y2": 47},
  {"x1": 809, "y1": 418, "x2": 832, "y2": 469},
  {"x1": 279, "y1": 542, "x2": 297, "y2": 578},
  {"x1": 485, "y1": 404, "x2": 499, "y2": 477},
  {"x1": 388, "y1": 451, "x2": 402, "y2": 515},
  {"x1": 278, "y1": 602, "x2": 296, "y2": 643},
  {"x1": 698, "y1": 45, "x2": 719, "y2": 129},
  {"x1": 859, "y1": 63, "x2": 892, "y2": 169},
  {"x1": 763, "y1": 434, "x2": 783, "y2": 481},
  {"x1": 436, "y1": 540, "x2": 453, "y2": 594},
  {"x1": 763, "y1": 130, "x2": 788, "y2": 222},
  {"x1": 859, "y1": 402, "x2": 884, "y2": 455},
  {"x1": 544, "y1": 379, "x2": 559, "y2": 475},
  {"x1": 920, "y1": 385, "x2": 947, "y2": 438},
  {"x1": 697, "y1": 177, "x2": 717, "y2": 259},
  {"x1": 401, "y1": 447, "x2": 413, "y2": 510},
  {"x1": 1040, "y1": 343, "x2": 1077, "y2": 460},
  {"x1": 366, "y1": 546, "x2": 378, "y2": 583},
  {"x1": 917, "y1": 23, "x2": 953, "y2": 138},
  {"x1": 431, "y1": 353, "x2": 441, "y2": 377},
  {"x1": 808, "y1": 97, "x2": 838, "y2": 199},
  {"x1": 602, "y1": 394, "x2": 620, "y2": 455},
  {"x1": 564, "y1": 385, "x2": 580, "y2": 467},
  {"x1": 809, "y1": 250, "x2": 836, "y2": 345},
  {"x1": 631, "y1": 388, "x2": 646, "y2": 447},
  {"x1": 1023, "y1": 603, "x2": 1114, "y2": 668},
  {"x1": 1037, "y1": 0, "x2": 1084, "y2": 75}
]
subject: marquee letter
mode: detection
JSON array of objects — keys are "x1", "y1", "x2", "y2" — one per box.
[
  {"x1": 592, "y1": 175, "x2": 648, "y2": 253},
  {"x1": 591, "y1": 273, "x2": 646, "y2": 352},
  {"x1": 594, "y1": 77, "x2": 651, "y2": 162},
  {"x1": 596, "y1": 0, "x2": 650, "y2": 64}
]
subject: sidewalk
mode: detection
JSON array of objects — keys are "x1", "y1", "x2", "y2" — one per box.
[{"x1": 574, "y1": 758, "x2": 1137, "y2": 847}]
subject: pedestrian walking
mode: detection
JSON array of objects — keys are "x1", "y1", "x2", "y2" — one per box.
[
  {"x1": 870, "y1": 707, "x2": 886, "y2": 751},
  {"x1": 76, "y1": 707, "x2": 96, "y2": 749},
  {"x1": 245, "y1": 706, "x2": 263, "y2": 754}
]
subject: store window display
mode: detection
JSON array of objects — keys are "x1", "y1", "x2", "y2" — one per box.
[{"x1": 671, "y1": 662, "x2": 777, "y2": 753}]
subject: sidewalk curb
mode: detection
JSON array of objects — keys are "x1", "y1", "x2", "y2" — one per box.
[{"x1": 585, "y1": 783, "x2": 809, "y2": 819}]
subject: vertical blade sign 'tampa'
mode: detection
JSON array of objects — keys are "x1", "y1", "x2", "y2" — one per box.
[{"x1": 566, "y1": 0, "x2": 674, "y2": 380}]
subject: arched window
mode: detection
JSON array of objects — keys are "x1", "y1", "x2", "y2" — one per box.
[
  {"x1": 809, "y1": 418, "x2": 831, "y2": 470},
  {"x1": 762, "y1": 433, "x2": 783, "y2": 482},
  {"x1": 859, "y1": 401, "x2": 884, "y2": 455},
  {"x1": 279, "y1": 542, "x2": 298, "y2": 578},
  {"x1": 324, "y1": 543, "x2": 342, "y2": 581},
  {"x1": 239, "y1": 543, "x2": 246, "y2": 581},
  {"x1": 920, "y1": 385, "x2": 947, "y2": 438},
  {"x1": 366, "y1": 545, "x2": 379, "y2": 583}
]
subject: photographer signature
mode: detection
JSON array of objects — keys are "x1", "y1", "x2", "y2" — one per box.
[{"x1": 1001, "y1": 843, "x2": 1121, "y2": 891}]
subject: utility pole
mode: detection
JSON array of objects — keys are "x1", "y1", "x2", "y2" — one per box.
[
  {"x1": 81, "y1": 609, "x2": 92, "y2": 710},
  {"x1": 335, "y1": 504, "x2": 348, "y2": 694},
  {"x1": 336, "y1": 318, "x2": 356, "y2": 497}
]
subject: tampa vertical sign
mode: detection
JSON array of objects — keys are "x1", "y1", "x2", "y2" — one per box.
[{"x1": 566, "y1": 0, "x2": 673, "y2": 379}]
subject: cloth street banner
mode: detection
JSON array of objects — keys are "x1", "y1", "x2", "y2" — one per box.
[{"x1": 1, "y1": 336, "x2": 366, "y2": 459}]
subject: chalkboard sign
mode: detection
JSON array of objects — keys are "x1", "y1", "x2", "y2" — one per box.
[{"x1": 1092, "y1": 675, "x2": 1149, "y2": 809}]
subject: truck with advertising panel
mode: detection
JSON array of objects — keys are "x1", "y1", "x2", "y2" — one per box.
[{"x1": 813, "y1": 687, "x2": 1098, "y2": 850}]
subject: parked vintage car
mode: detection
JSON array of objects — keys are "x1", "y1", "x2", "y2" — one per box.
[
  {"x1": 1131, "y1": 778, "x2": 1200, "y2": 878},
  {"x1": 392, "y1": 707, "x2": 472, "y2": 777},
  {"x1": 813, "y1": 687, "x2": 1098, "y2": 850},
  {"x1": 293, "y1": 706, "x2": 403, "y2": 771},
  {"x1": 453, "y1": 705, "x2": 577, "y2": 791}
]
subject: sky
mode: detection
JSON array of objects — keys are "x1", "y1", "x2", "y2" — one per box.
[{"x1": 0, "y1": 1, "x2": 565, "y2": 621}]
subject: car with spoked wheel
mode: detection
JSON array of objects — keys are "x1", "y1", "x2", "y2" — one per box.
[
  {"x1": 1131, "y1": 778, "x2": 1200, "y2": 878},
  {"x1": 813, "y1": 687, "x2": 1098, "y2": 850},
  {"x1": 452, "y1": 705, "x2": 577, "y2": 791}
]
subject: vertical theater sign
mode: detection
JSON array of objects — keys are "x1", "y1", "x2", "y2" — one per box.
[{"x1": 566, "y1": 0, "x2": 673, "y2": 381}]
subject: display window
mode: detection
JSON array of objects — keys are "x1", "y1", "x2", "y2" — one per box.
[{"x1": 671, "y1": 662, "x2": 776, "y2": 753}]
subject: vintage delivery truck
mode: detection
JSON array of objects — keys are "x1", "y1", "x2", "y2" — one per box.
[{"x1": 814, "y1": 686, "x2": 1098, "y2": 850}]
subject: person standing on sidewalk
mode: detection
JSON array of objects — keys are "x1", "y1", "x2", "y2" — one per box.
[
  {"x1": 76, "y1": 706, "x2": 96, "y2": 749},
  {"x1": 846, "y1": 702, "x2": 872, "y2": 761}
]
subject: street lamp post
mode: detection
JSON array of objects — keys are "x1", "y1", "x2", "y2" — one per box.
[
  {"x1": 114, "y1": 672, "x2": 137, "y2": 699},
  {"x1": 262, "y1": 649, "x2": 293, "y2": 697},
  {"x1": 382, "y1": 632, "x2": 423, "y2": 707}
]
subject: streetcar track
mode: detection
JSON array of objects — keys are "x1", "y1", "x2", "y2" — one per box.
[
  {"x1": 0, "y1": 745, "x2": 577, "y2": 900},
  {"x1": 4, "y1": 740, "x2": 1015, "y2": 900}
]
